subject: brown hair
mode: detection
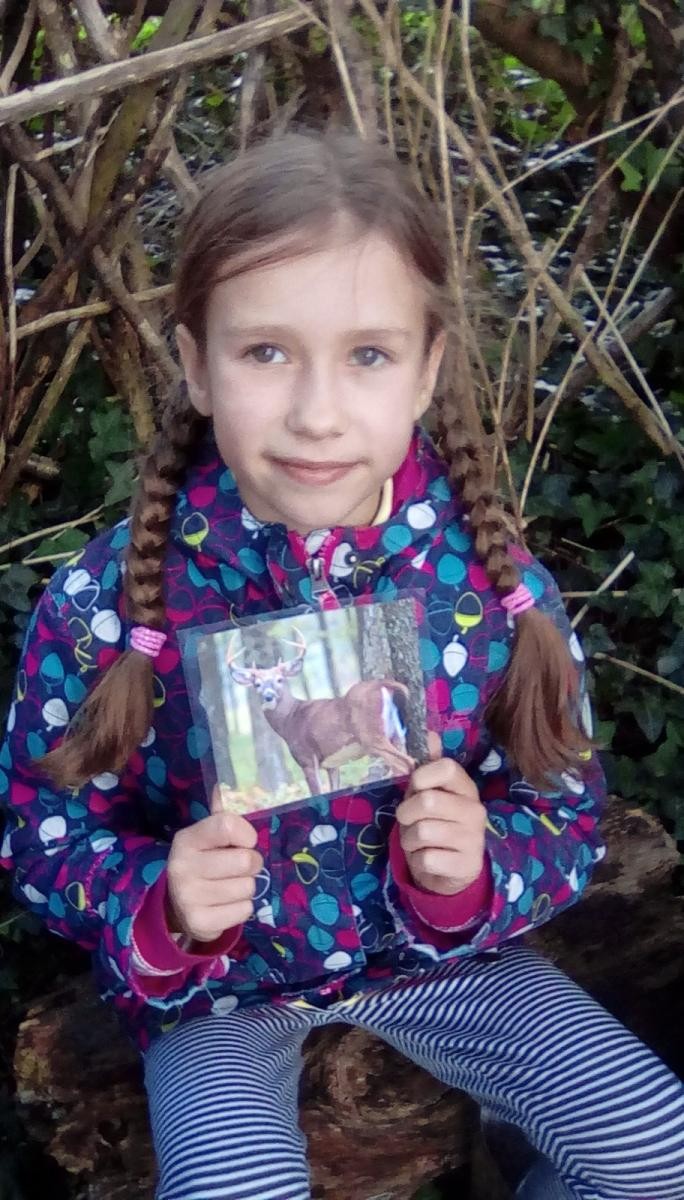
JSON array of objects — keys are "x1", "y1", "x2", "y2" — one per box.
[{"x1": 40, "y1": 128, "x2": 592, "y2": 790}]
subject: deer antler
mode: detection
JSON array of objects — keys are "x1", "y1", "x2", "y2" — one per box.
[
  {"x1": 275, "y1": 626, "x2": 307, "y2": 669},
  {"x1": 225, "y1": 631, "x2": 246, "y2": 670}
]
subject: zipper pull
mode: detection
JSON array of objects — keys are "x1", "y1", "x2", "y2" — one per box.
[
  {"x1": 308, "y1": 552, "x2": 341, "y2": 609},
  {"x1": 309, "y1": 553, "x2": 330, "y2": 598}
]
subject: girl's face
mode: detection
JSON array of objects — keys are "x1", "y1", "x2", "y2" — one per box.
[{"x1": 177, "y1": 228, "x2": 445, "y2": 534}]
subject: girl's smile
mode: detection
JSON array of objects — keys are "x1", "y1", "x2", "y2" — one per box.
[{"x1": 269, "y1": 456, "x2": 363, "y2": 488}]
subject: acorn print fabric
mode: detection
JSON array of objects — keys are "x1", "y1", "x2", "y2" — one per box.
[{"x1": 0, "y1": 428, "x2": 606, "y2": 1050}]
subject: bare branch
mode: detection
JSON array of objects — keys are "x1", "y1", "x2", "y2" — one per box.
[
  {"x1": 73, "y1": 0, "x2": 121, "y2": 63},
  {"x1": 0, "y1": 8, "x2": 313, "y2": 127},
  {"x1": 471, "y1": 0, "x2": 592, "y2": 118},
  {"x1": 36, "y1": 0, "x2": 79, "y2": 77},
  {"x1": 0, "y1": 0, "x2": 37, "y2": 95},
  {"x1": 0, "y1": 320, "x2": 93, "y2": 506}
]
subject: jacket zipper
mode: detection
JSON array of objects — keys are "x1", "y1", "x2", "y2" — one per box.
[{"x1": 308, "y1": 552, "x2": 339, "y2": 609}]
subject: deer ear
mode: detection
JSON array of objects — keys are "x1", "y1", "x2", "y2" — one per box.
[
  {"x1": 229, "y1": 665, "x2": 257, "y2": 686},
  {"x1": 282, "y1": 657, "x2": 304, "y2": 678}
]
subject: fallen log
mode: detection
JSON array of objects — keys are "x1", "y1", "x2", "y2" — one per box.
[{"x1": 13, "y1": 798, "x2": 684, "y2": 1200}]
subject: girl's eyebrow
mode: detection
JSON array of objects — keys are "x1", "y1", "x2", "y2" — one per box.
[{"x1": 223, "y1": 323, "x2": 413, "y2": 343}]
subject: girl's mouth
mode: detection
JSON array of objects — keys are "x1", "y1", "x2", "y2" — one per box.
[{"x1": 270, "y1": 458, "x2": 359, "y2": 486}]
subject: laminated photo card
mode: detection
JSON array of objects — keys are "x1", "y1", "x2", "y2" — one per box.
[{"x1": 179, "y1": 595, "x2": 429, "y2": 818}]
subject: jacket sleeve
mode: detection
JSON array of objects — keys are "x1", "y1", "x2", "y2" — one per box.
[
  {"x1": 0, "y1": 583, "x2": 230, "y2": 1002},
  {"x1": 383, "y1": 564, "x2": 606, "y2": 963}
]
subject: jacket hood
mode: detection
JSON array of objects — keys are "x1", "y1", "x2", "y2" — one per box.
[{"x1": 169, "y1": 425, "x2": 463, "y2": 608}]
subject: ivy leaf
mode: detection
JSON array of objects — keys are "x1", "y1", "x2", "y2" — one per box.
[
  {"x1": 0, "y1": 564, "x2": 41, "y2": 614},
  {"x1": 582, "y1": 623, "x2": 616, "y2": 656},
  {"x1": 619, "y1": 159, "x2": 643, "y2": 192},
  {"x1": 633, "y1": 696, "x2": 665, "y2": 744},
  {"x1": 30, "y1": 527, "x2": 89, "y2": 561},
  {"x1": 104, "y1": 459, "x2": 136, "y2": 508},
  {"x1": 631, "y1": 561, "x2": 676, "y2": 617},
  {"x1": 89, "y1": 406, "x2": 136, "y2": 465},
  {"x1": 573, "y1": 493, "x2": 612, "y2": 537},
  {"x1": 657, "y1": 631, "x2": 684, "y2": 676},
  {"x1": 644, "y1": 723, "x2": 682, "y2": 778}
]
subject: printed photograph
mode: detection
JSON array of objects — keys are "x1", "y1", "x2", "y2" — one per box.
[{"x1": 185, "y1": 598, "x2": 429, "y2": 816}]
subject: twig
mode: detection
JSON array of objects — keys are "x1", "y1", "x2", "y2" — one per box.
[
  {"x1": 570, "y1": 551, "x2": 636, "y2": 629},
  {"x1": 359, "y1": 0, "x2": 678, "y2": 458},
  {"x1": 0, "y1": 550, "x2": 84, "y2": 572},
  {"x1": 593, "y1": 652, "x2": 684, "y2": 698},
  {"x1": 0, "y1": 506, "x2": 105, "y2": 558},
  {"x1": 471, "y1": 87, "x2": 684, "y2": 213},
  {"x1": 610, "y1": 183, "x2": 684, "y2": 329},
  {"x1": 326, "y1": 1, "x2": 367, "y2": 138},
  {"x1": 16, "y1": 284, "x2": 174, "y2": 339},
  {"x1": 0, "y1": 321, "x2": 93, "y2": 506},
  {"x1": 0, "y1": 8, "x2": 314, "y2": 127},
  {"x1": 73, "y1": 0, "x2": 121, "y2": 63},
  {"x1": 2, "y1": 120, "x2": 179, "y2": 382},
  {"x1": 3, "y1": 163, "x2": 18, "y2": 397},
  {"x1": 519, "y1": 329, "x2": 594, "y2": 515},
  {"x1": 0, "y1": 0, "x2": 37, "y2": 95},
  {"x1": 599, "y1": 126, "x2": 684, "y2": 328},
  {"x1": 580, "y1": 269, "x2": 683, "y2": 467},
  {"x1": 536, "y1": 288, "x2": 676, "y2": 419}
]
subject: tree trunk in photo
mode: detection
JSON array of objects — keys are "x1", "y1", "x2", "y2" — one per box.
[
  {"x1": 317, "y1": 610, "x2": 343, "y2": 695},
  {"x1": 383, "y1": 599, "x2": 429, "y2": 764},
  {"x1": 199, "y1": 638, "x2": 236, "y2": 788},
  {"x1": 358, "y1": 603, "x2": 393, "y2": 679}
]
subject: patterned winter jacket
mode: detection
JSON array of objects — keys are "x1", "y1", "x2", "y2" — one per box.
[{"x1": 0, "y1": 428, "x2": 606, "y2": 1050}]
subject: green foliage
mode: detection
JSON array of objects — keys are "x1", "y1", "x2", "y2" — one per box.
[
  {"x1": 131, "y1": 16, "x2": 162, "y2": 51},
  {"x1": 518, "y1": 387, "x2": 684, "y2": 841}
]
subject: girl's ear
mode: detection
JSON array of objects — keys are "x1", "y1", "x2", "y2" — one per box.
[
  {"x1": 414, "y1": 328, "x2": 446, "y2": 419},
  {"x1": 176, "y1": 323, "x2": 211, "y2": 416}
]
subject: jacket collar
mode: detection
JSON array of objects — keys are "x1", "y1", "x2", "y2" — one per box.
[{"x1": 170, "y1": 425, "x2": 460, "y2": 605}]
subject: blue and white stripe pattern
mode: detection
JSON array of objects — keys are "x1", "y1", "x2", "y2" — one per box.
[{"x1": 144, "y1": 945, "x2": 684, "y2": 1200}]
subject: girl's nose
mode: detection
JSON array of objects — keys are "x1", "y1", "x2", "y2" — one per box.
[{"x1": 285, "y1": 367, "x2": 347, "y2": 439}]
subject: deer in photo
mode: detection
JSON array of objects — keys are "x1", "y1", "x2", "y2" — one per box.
[{"x1": 225, "y1": 628, "x2": 415, "y2": 794}]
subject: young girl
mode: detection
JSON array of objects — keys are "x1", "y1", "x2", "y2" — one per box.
[{"x1": 2, "y1": 130, "x2": 683, "y2": 1200}]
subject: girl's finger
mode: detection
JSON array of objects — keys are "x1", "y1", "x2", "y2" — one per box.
[
  {"x1": 409, "y1": 756, "x2": 478, "y2": 798},
  {"x1": 410, "y1": 847, "x2": 473, "y2": 882},
  {"x1": 396, "y1": 787, "x2": 483, "y2": 826},
  {"x1": 186, "y1": 900, "x2": 255, "y2": 943},
  {"x1": 427, "y1": 730, "x2": 442, "y2": 761},
  {"x1": 399, "y1": 817, "x2": 469, "y2": 855},
  {"x1": 191, "y1": 847, "x2": 264, "y2": 881}
]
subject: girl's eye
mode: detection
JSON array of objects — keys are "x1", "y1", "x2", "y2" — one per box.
[
  {"x1": 244, "y1": 344, "x2": 286, "y2": 365},
  {"x1": 352, "y1": 346, "x2": 390, "y2": 368}
]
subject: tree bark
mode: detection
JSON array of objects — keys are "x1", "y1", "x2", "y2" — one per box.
[{"x1": 0, "y1": 9, "x2": 313, "y2": 127}]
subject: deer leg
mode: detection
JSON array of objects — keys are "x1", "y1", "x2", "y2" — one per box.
[
  {"x1": 365, "y1": 739, "x2": 416, "y2": 778},
  {"x1": 327, "y1": 766, "x2": 341, "y2": 791},
  {"x1": 300, "y1": 758, "x2": 323, "y2": 795}
]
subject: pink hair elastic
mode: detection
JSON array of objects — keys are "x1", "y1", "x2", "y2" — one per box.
[
  {"x1": 501, "y1": 583, "x2": 535, "y2": 617},
  {"x1": 130, "y1": 626, "x2": 167, "y2": 658}
]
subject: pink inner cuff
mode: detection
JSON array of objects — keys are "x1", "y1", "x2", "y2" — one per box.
[
  {"x1": 389, "y1": 822, "x2": 492, "y2": 942},
  {"x1": 132, "y1": 873, "x2": 243, "y2": 973}
]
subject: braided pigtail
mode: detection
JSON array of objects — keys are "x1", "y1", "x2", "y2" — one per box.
[
  {"x1": 39, "y1": 392, "x2": 208, "y2": 789},
  {"x1": 438, "y1": 396, "x2": 593, "y2": 789}
]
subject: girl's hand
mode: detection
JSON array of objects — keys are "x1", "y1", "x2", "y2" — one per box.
[
  {"x1": 395, "y1": 732, "x2": 486, "y2": 896},
  {"x1": 166, "y1": 787, "x2": 263, "y2": 942}
]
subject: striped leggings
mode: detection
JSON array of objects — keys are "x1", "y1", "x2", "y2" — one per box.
[{"x1": 143, "y1": 945, "x2": 684, "y2": 1200}]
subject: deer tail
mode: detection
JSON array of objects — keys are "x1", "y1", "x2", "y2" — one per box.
[{"x1": 380, "y1": 681, "x2": 409, "y2": 742}]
